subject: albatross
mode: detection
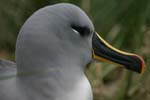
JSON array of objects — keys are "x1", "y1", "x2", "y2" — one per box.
[{"x1": 0, "y1": 3, "x2": 145, "y2": 100}]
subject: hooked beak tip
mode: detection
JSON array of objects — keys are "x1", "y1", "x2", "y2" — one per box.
[{"x1": 133, "y1": 54, "x2": 145, "y2": 74}]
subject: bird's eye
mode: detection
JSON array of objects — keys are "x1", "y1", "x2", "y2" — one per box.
[
  {"x1": 72, "y1": 28, "x2": 80, "y2": 35},
  {"x1": 71, "y1": 25, "x2": 90, "y2": 36}
]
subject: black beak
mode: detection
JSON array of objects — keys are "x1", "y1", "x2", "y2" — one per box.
[{"x1": 92, "y1": 32, "x2": 145, "y2": 73}]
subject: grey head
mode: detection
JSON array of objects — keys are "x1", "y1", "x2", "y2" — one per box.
[
  {"x1": 16, "y1": 3, "x2": 94, "y2": 73},
  {"x1": 15, "y1": 4, "x2": 94, "y2": 100}
]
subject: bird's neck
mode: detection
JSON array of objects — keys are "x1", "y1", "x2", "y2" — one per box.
[
  {"x1": 18, "y1": 67, "x2": 93, "y2": 100},
  {"x1": 16, "y1": 54, "x2": 84, "y2": 74}
]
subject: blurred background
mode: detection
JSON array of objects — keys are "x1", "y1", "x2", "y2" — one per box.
[{"x1": 0, "y1": 0, "x2": 150, "y2": 100}]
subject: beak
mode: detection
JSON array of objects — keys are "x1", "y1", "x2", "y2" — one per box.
[{"x1": 92, "y1": 32, "x2": 145, "y2": 73}]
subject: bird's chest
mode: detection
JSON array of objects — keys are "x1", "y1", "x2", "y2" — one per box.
[
  {"x1": 20, "y1": 74, "x2": 93, "y2": 100},
  {"x1": 58, "y1": 77, "x2": 93, "y2": 100}
]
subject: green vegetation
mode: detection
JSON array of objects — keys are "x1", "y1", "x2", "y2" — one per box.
[{"x1": 0, "y1": 0, "x2": 150, "y2": 100}]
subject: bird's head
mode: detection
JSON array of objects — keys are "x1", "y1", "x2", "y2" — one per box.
[{"x1": 16, "y1": 3, "x2": 145, "y2": 73}]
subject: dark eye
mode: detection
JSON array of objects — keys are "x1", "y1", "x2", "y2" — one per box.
[{"x1": 71, "y1": 25, "x2": 90, "y2": 36}]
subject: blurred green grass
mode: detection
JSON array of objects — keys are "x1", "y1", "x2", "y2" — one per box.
[{"x1": 0, "y1": 0, "x2": 150, "y2": 100}]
